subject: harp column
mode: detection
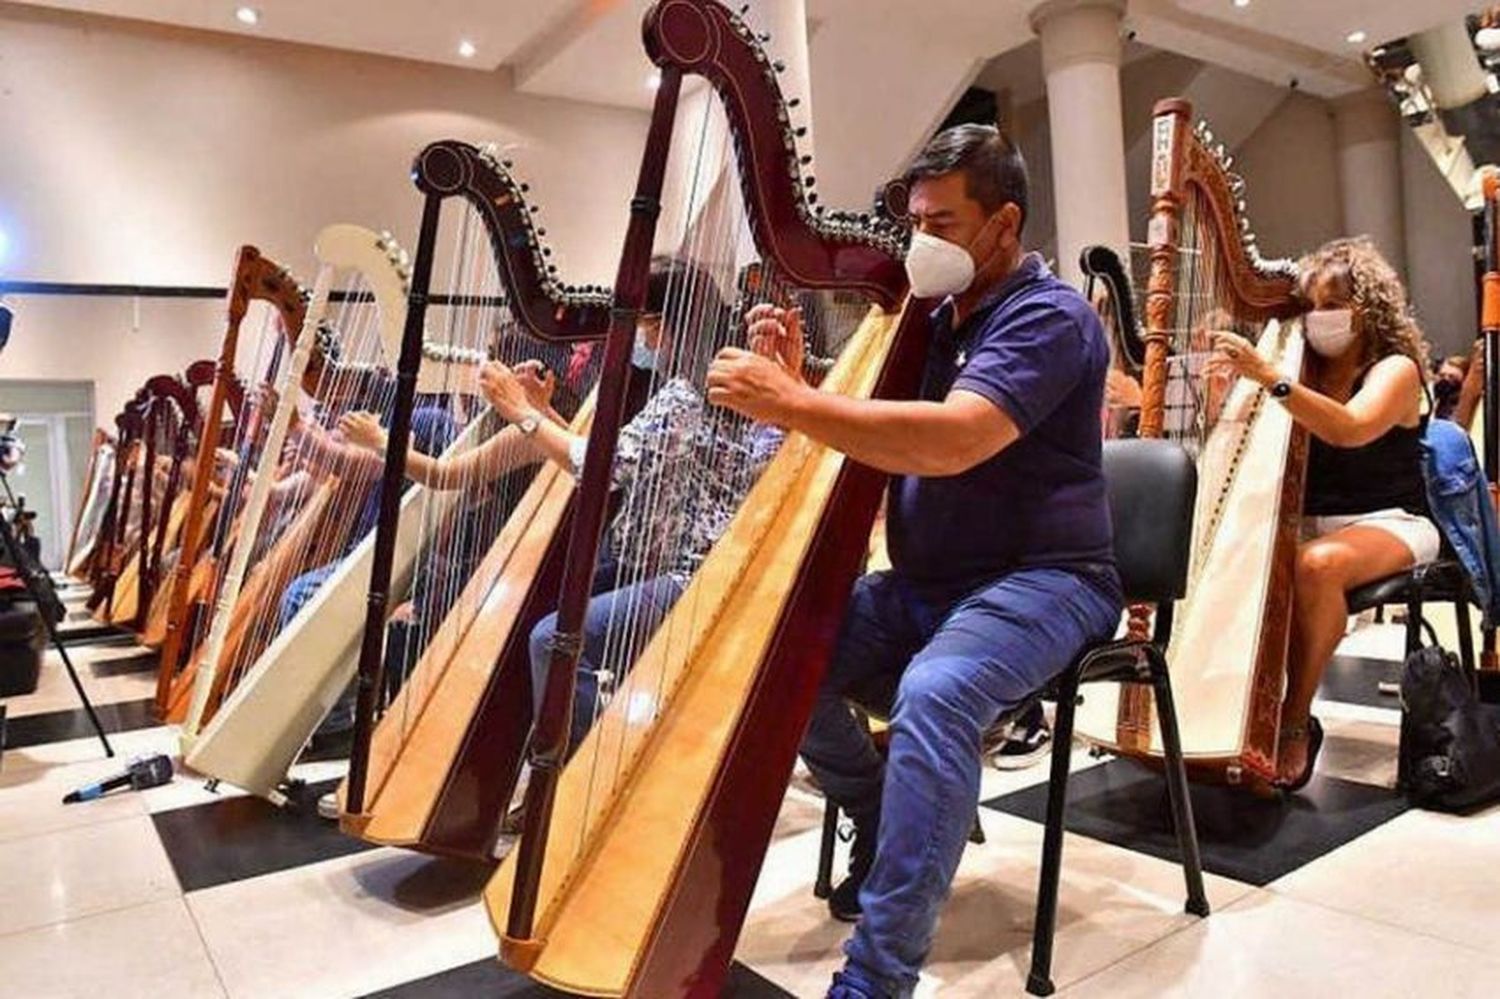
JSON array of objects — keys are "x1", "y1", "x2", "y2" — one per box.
[
  {"x1": 1030, "y1": 0, "x2": 1130, "y2": 288},
  {"x1": 1333, "y1": 87, "x2": 1408, "y2": 278}
]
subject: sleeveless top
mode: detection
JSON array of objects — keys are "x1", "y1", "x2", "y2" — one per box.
[{"x1": 1303, "y1": 359, "x2": 1428, "y2": 518}]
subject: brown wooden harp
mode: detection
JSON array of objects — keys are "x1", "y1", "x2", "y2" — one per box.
[
  {"x1": 153, "y1": 248, "x2": 307, "y2": 719},
  {"x1": 338, "y1": 141, "x2": 611, "y2": 852},
  {"x1": 1074, "y1": 98, "x2": 1304, "y2": 787},
  {"x1": 483, "y1": 2, "x2": 919, "y2": 993},
  {"x1": 88, "y1": 393, "x2": 149, "y2": 617}
]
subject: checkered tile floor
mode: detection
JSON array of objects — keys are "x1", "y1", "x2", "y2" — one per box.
[{"x1": 3, "y1": 594, "x2": 1498, "y2": 998}]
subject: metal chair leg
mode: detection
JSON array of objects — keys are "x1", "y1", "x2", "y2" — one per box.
[
  {"x1": 1455, "y1": 598, "x2": 1477, "y2": 681},
  {"x1": 1148, "y1": 652, "x2": 1210, "y2": 917},
  {"x1": 1025, "y1": 667, "x2": 1080, "y2": 998},
  {"x1": 813, "y1": 798, "x2": 839, "y2": 900},
  {"x1": 1405, "y1": 597, "x2": 1423, "y2": 657}
]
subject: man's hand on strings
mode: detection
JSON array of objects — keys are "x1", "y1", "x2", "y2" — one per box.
[
  {"x1": 479, "y1": 361, "x2": 536, "y2": 424},
  {"x1": 1205, "y1": 331, "x2": 1277, "y2": 387},
  {"x1": 707, "y1": 345, "x2": 806, "y2": 424},
  {"x1": 513, "y1": 360, "x2": 557, "y2": 412},
  {"x1": 745, "y1": 304, "x2": 807, "y2": 384},
  {"x1": 337, "y1": 411, "x2": 387, "y2": 453}
]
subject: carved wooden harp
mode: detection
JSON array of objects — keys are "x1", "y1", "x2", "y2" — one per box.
[
  {"x1": 89, "y1": 394, "x2": 149, "y2": 617},
  {"x1": 338, "y1": 141, "x2": 610, "y2": 852},
  {"x1": 153, "y1": 248, "x2": 307, "y2": 720},
  {"x1": 188, "y1": 191, "x2": 599, "y2": 802},
  {"x1": 1074, "y1": 99, "x2": 1304, "y2": 787},
  {"x1": 485, "y1": 2, "x2": 918, "y2": 993}
]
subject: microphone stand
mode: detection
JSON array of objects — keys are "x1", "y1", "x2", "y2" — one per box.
[{"x1": 0, "y1": 470, "x2": 114, "y2": 759}]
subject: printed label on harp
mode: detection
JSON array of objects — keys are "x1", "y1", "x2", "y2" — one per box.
[{"x1": 1151, "y1": 116, "x2": 1174, "y2": 196}]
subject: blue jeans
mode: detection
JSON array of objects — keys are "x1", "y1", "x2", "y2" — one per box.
[
  {"x1": 803, "y1": 566, "x2": 1122, "y2": 998},
  {"x1": 528, "y1": 563, "x2": 686, "y2": 754}
]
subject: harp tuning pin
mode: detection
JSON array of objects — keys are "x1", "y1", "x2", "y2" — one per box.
[
  {"x1": 805, "y1": 176, "x2": 816, "y2": 187},
  {"x1": 808, "y1": 192, "x2": 819, "y2": 204},
  {"x1": 520, "y1": 182, "x2": 530, "y2": 193},
  {"x1": 740, "y1": 3, "x2": 749, "y2": 12},
  {"x1": 759, "y1": 31, "x2": 771, "y2": 42},
  {"x1": 548, "y1": 265, "x2": 558, "y2": 274},
  {"x1": 543, "y1": 247, "x2": 552, "y2": 256},
  {"x1": 773, "y1": 60, "x2": 786, "y2": 73},
  {"x1": 503, "y1": 159, "x2": 514, "y2": 168},
  {"x1": 795, "y1": 126, "x2": 808, "y2": 137},
  {"x1": 788, "y1": 97, "x2": 802, "y2": 108},
  {"x1": 538, "y1": 228, "x2": 547, "y2": 236},
  {"x1": 800, "y1": 154, "x2": 812, "y2": 165}
]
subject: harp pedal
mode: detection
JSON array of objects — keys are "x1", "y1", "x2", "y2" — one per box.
[{"x1": 204, "y1": 778, "x2": 221, "y2": 794}]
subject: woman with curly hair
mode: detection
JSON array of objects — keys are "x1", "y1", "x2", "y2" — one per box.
[{"x1": 1208, "y1": 236, "x2": 1436, "y2": 790}]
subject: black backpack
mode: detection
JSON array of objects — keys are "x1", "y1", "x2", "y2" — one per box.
[{"x1": 1399, "y1": 645, "x2": 1500, "y2": 811}]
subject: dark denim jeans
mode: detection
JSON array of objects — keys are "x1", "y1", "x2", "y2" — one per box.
[
  {"x1": 528, "y1": 561, "x2": 686, "y2": 754},
  {"x1": 803, "y1": 565, "x2": 1122, "y2": 998}
]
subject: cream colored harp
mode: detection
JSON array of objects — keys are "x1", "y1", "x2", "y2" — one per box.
[{"x1": 1074, "y1": 99, "x2": 1305, "y2": 787}]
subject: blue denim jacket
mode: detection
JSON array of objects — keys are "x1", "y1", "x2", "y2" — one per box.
[{"x1": 1422, "y1": 418, "x2": 1500, "y2": 626}]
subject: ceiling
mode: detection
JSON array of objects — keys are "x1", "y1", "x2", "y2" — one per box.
[{"x1": 11, "y1": 0, "x2": 1491, "y2": 107}]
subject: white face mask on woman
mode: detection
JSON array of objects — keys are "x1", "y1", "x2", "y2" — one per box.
[
  {"x1": 1304, "y1": 308, "x2": 1358, "y2": 358},
  {"x1": 903, "y1": 213, "x2": 1003, "y2": 299}
]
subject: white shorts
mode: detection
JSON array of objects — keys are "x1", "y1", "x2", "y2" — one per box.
[{"x1": 1300, "y1": 507, "x2": 1442, "y2": 564}]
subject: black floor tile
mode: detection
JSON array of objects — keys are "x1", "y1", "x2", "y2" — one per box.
[
  {"x1": 89, "y1": 649, "x2": 160, "y2": 676},
  {"x1": 1, "y1": 696, "x2": 156, "y2": 749},
  {"x1": 364, "y1": 958, "x2": 792, "y2": 998},
  {"x1": 152, "y1": 778, "x2": 380, "y2": 892},
  {"x1": 984, "y1": 758, "x2": 1410, "y2": 886},
  {"x1": 1319, "y1": 654, "x2": 1401, "y2": 710}
]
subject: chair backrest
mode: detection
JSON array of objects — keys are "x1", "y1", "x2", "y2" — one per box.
[{"x1": 1103, "y1": 438, "x2": 1197, "y2": 604}]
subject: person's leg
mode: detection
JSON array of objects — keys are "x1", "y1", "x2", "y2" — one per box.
[
  {"x1": 1281, "y1": 525, "x2": 1416, "y2": 782},
  {"x1": 528, "y1": 572, "x2": 686, "y2": 756},
  {"x1": 800, "y1": 572, "x2": 929, "y2": 826},
  {"x1": 841, "y1": 568, "x2": 1121, "y2": 998}
]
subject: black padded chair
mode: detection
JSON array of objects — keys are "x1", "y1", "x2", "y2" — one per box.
[
  {"x1": 1345, "y1": 557, "x2": 1476, "y2": 675},
  {"x1": 809, "y1": 439, "x2": 1209, "y2": 997}
]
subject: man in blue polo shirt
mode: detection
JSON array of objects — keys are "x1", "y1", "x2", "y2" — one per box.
[{"x1": 707, "y1": 124, "x2": 1122, "y2": 999}]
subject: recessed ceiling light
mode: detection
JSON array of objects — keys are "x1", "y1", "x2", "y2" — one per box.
[
  {"x1": 458, "y1": 39, "x2": 477, "y2": 59},
  {"x1": 1347, "y1": 30, "x2": 1367, "y2": 45},
  {"x1": 646, "y1": 71, "x2": 662, "y2": 90},
  {"x1": 235, "y1": 6, "x2": 259, "y2": 25},
  {"x1": 1233, "y1": 0, "x2": 1250, "y2": 9}
]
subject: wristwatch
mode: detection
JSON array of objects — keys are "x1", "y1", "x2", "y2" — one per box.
[
  {"x1": 1269, "y1": 378, "x2": 1293, "y2": 400},
  {"x1": 517, "y1": 411, "x2": 541, "y2": 436}
]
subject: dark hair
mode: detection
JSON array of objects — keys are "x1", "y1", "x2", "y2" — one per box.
[{"x1": 906, "y1": 124, "x2": 1029, "y2": 234}]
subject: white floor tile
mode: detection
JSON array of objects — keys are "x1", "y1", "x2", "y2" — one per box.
[
  {"x1": 0, "y1": 814, "x2": 179, "y2": 936},
  {"x1": 188, "y1": 847, "x2": 496, "y2": 999},
  {"x1": 0, "y1": 898, "x2": 225, "y2": 999},
  {"x1": 738, "y1": 810, "x2": 1252, "y2": 998},
  {"x1": 1061, "y1": 890, "x2": 1500, "y2": 998},
  {"x1": 0, "y1": 751, "x2": 149, "y2": 844},
  {"x1": 1270, "y1": 802, "x2": 1500, "y2": 954}
]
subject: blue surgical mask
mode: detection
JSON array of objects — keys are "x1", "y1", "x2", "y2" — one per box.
[{"x1": 632, "y1": 340, "x2": 659, "y2": 371}]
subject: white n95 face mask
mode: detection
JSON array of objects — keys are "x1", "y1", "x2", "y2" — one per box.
[
  {"x1": 1304, "y1": 308, "x2": 1357, "y2": 358},
  {"x1": 904, "y1": 229, "x2": 977, "y2": 298}
]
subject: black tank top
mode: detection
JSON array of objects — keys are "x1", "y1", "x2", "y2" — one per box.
[{"x1": 1303, "y1": 361, "x2": 1427, "y2": 517}]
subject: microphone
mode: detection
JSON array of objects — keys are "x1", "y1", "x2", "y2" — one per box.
[{"x1": 62, "y1": 754, "x2": 173, "y2": 804}]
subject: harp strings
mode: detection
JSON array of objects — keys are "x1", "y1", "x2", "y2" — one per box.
[
  {"x1": 562, "y1": 88, "x2": 871, "y2": 863},
  {"x1": 1165, "y1": 184, "x2": 1271, "y2": 579},
  {"x1": 223, "y1": 275, "x2": 398, "y2": 693}
]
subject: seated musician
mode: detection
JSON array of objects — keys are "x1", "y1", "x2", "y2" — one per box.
[
  {"x1": 1208, "y1": 236, "x2": 1437, "y2": 790},
  {"x1": 341, "y1": 256, "x2": 790, "y2": 756},
  {"x1": 707, "y1": 124, "x2": 1122, "y2": 999},
  {"x1": 481, "y1": 258, "x2": 794, "y2": 756}
]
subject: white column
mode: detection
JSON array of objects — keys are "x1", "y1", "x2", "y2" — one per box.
[
  {"x1": 1333, "y1": 88, "x2": 1407, "y2": 277},
  {"x1": 1030, "y1": 0, "x2": 1130, "y2": 288}
]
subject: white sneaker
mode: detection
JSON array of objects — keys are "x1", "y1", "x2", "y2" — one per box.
[{"x1": 317, "y1": 790, "x2": 339, "y2": 821}]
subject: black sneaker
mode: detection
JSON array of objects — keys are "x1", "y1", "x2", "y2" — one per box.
[
  {"x1": 989, "y1": 705, "x2": 1052, "y2": 771},
  {"x1": 828, "y1": 813, "x2": 877, "y2": 923}
]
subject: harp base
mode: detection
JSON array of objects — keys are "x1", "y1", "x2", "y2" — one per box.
[{"x1": 500, "y1": 935, "x2": 543, "y2": 974}]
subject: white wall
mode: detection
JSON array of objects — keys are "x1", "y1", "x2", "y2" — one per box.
[{"x1": 0, "y1": 0, "x2": 648, "y2": 420}]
